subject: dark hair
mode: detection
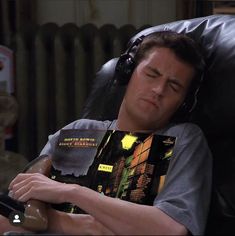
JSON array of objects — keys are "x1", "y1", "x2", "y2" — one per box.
[{"x1": 135, "y1": 31, "x2": 205, "y2": 83}]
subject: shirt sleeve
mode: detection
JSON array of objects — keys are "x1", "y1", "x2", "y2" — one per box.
[{"x1": 154, "y1": 123, "x2": 212, "y2": 235}]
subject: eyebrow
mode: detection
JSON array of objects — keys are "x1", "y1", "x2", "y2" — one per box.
[{"x1": 146, "y1": 66, "x2": 185, "y2": 89}]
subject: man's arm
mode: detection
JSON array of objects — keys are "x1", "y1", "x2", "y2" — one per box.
[
  {"x1": 0, "y1": 209, "x2": 113, "y2": 235},
  {"x1": 47, "y1": 208, "x2": 114, "y2": 235},
  {"x1": 9, "y1": 173, "x2": 187, "y2": 235},
  {"x1": 65, "y1": 184, "x2": 188, "y2": 235}
]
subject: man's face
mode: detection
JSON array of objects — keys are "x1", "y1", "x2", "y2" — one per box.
[{"x1": 120, "y1": 47, "x2": 195, "y2": 131}]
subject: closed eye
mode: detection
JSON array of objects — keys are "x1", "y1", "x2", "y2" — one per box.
[
  {"x1": 168, "y1": 81, "x2": 183, "y2": 92},
  {"x1": 145, "y1": 66, "x2": 162, "y2": 78},
  {"x1": 145, "y1": 73, "x2": 157, "y2": 78}
]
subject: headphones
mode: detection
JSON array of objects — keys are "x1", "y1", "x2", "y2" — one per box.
[
  {"x1": 114, "y1": 31, "x2": 205, "y2": 119},
  {"x1": 115, "y1": 35, "x2": 145, "y2": 85}
]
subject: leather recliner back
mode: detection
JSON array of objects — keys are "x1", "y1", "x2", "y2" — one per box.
[{"x1": 82, "y1": 14, "x2": 235, "y2": 234}]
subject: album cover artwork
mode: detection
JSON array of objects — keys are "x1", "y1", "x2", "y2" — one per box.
[{"x1": 50, "y1": 129, "x2": 176, "y2": 213}]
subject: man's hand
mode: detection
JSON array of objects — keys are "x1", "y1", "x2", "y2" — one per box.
[{"x1": 9, "y1": 173, "x2": 76, "y2": 203}]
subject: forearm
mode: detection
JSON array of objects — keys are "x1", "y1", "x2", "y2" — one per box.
[
  {"x1": 9, "y1": 173, "x2": 187, "y2": 234},
  {"x1": 0, "y1": 210, "x2": 113, "y2": 235},
  {"x1": 65, "y1": 185, "x2": 187, "y2": 235},
  {"x1": 47, "y1": 208, "x2": 114, "y2": 235}
]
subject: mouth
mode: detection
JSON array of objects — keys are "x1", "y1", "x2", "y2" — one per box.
[{"x1": 140, "y1": 98, "x2": 159, "y2": 109}]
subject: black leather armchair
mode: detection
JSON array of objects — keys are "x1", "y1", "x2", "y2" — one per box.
[
  {"x1": 82, "y1": 15, "x2": 235, "y2": 235},
  {"x1": 2, "y1": 14, "x2": 235, "y2": 235}
]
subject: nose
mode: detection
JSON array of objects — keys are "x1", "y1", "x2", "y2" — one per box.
[{"x1": 151, "y1": 79, "x2": 167, "y2": 96}]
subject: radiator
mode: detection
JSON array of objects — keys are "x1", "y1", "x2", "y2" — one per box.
[{"x1": 14, "y1": 23, "x2": 139, "y2": 160}]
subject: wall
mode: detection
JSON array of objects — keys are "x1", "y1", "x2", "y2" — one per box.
[{"x1": 36, "y1": 0, "x2": 177, "y2": 27}]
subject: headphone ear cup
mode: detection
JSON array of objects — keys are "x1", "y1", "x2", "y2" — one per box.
[
  {"x1": 171, "y1": 89, "x2": 198, "y2": 122},
  {"x1": 115, "y1": 54, "x2": 136, "y2": 85}
]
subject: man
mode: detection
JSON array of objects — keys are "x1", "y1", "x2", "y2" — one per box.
[{"x1": 1, "y1": 31, "x2": 212, "y2": 235}]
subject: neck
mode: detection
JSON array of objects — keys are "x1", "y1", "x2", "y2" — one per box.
[
  {"x1": 116, "y1": 111, "x2": 159, "y2": 133},
  {"x1": 116, "y1": 102, "x2": 168, "y2": 133}
]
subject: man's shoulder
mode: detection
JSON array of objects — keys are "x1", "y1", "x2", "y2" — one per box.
[
  {"x1": 164, "y1": 122, "x2": 203, "y2": 134},
  {"x1": 62, "y1": 119, "x2": 114, "y2": 130},
  {"x1": 160, "y1": 122, "x2": 205, "y2": 144}
]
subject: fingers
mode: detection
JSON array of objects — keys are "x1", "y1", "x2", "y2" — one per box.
[
  {"x1": 11, "y1": 181, "x2": 34, "y2": 202},
  {"x1": 9, "y1": 173, "x2": 42, "y2": 190},
  {"x1": 8, "y1": 173, "x2": 46, "y2": 202},
  {"x1": 7, "y1": 172, "x2": 69, "y2": 204},
  {"x1": 9, "y1": 173, "x2": 28, "y2": 190}
]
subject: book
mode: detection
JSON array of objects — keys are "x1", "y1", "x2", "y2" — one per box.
[{"x1": 50, "y1": 129, "x2": 176, "y2": 214}]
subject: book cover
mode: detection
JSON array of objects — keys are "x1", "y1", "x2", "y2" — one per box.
[{"x1": 50, "y1": 129, "x2": 176, "y2": 213}]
